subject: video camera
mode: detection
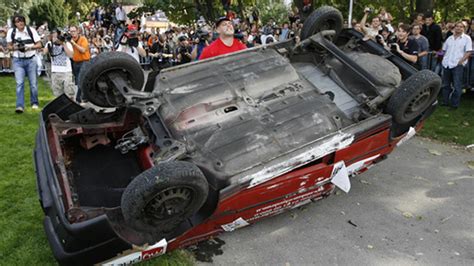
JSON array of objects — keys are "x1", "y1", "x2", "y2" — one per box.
[
  {"x1": 15, "y1": 38, "x2": 27, "y2": 52},
  {"x1": 196, "y1": 29, "x2": 209, "y2": 42},
  {"x1": 57, "y1": 30, "x2": 72, "y2": 43}
]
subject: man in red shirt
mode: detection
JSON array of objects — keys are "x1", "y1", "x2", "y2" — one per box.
[{"x1": 199, "y1": 17, "x2": 246, "y2": 60}]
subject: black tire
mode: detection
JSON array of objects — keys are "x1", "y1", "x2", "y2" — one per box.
[
  {"x1": 121, "y1": 161, "x2": 209, "y2": 232},
  {"x1": 79, "y1": 52, "x2": 144, "y2": 107},
  {"x1": 386, "y1": 70, "x2": 441, "y2": 124},
  {"x1": 300, "y1": 6, "x2": 343, "y2": 40}
]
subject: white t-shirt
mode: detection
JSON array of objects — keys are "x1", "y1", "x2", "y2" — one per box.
[
  {"x1": 6, "y1": 26, "x2": 41, "y2": 58},
  {"x1": 47, "y1": 41, "x2": 73, "y2": 73},
  {"x1": 115, "y1": 7, "x2": 126, "y2": 22},
  {"x1": 117, "y1": 43, "x2": 143, "y2": 63},
  {"x1": 442, "y1": 33, "x2": 473, "y2": 69}
]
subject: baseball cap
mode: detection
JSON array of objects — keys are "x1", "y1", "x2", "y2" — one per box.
[
  {"x1": 215, "y1": 16, "x2": 231, "y2": 27},
  {"x1": 178, "y1": 35, "x2": 187, "y2": 42}
]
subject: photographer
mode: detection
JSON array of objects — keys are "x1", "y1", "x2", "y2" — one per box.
[
  {"x1": 116, "y1": 25, "x2": 146, "y2": 63},
  {"x1": 69, "y1": 25, "x2": 90, "y2": 103},
  {"x1": 192, "y1": 29, "x2": 210, "y2": 60},
  {"x1": 360, "y1": 7, "x2": 381, "y2": 39},
  {"x1": 149, "y1": 34, "x2": 173, "y2": 71},
  {"x1": 6, "y1": 14, "x2": 42, "y2": 113},
  {"x1": 43, "y1": 30, "x2": 75, "y2": 99},
  {"x1": 175, "y1": 36, "x2": 192, "y2": 65},
  {"x1": 387, "y1": 24, "x2": 419, "y2": 66},
  {"x1": 375, "y1": 26, "x2": 395, "y2": 47}
]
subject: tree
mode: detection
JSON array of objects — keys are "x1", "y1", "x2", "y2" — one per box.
[
  {"x1": 64, "y1": 0, "x2": 98, "y2": 23},
  {"x1": 0, "y1": 0, "x2": 34, "y2": 25},
  {"x1": 29, "y1": 0, "x2": 69, "y2": 29},
  {"x1": 124, "y1": 0, "x2": 474, "y2": 26},
  {"x1": 416, "y1": 0, "x2": 434, "y2": 16}
]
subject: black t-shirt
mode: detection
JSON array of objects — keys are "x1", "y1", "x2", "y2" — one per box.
[
  {"x1": 395, "y1": 38, "x2": 419, "y2": 66},
  {"x1": 421, "y1": 23, "x2": 442, "y2": 51},
  {"x1": 176, "y1": 45, "x2": 192, "y2": 64},
  {"x1": 150, "y1": 42, "x2": 172, "y2": 57},
  {"x1": 149, "y1": 42, "x2": 172, "y2": 71}
]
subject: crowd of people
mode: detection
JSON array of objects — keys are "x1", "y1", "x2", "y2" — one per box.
[
  {"x1": 352, "y1": 7, "x2": 473, "y2": 109},
  {"x1": 1, "y1": 4, "x2": 473, "y2": 113}
]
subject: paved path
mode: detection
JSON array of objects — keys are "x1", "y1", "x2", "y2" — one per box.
[{"x1": 198, "y1": 137, "x2": 474, "y2": 265}]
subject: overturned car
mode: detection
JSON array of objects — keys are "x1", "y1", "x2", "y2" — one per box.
[{"x1": 34, "y1": 6, "x2": 441, "y2": 265}]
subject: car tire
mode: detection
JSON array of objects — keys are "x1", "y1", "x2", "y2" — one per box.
[
  {"x1": 121, "y1": 161, "x2": 209, "y2": 232},
  {"x1": 79, "y1": 52, "x2": 145, "y2": 107},
  {"x1": 300, "y1": 6, "x2": 343, "y2": 40},
  {"x1": 385, "y1": 70, "x2": 441, "y2": 124}
]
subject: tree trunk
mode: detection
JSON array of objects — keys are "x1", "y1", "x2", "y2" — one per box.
[
  {"x1": 415, "y1": 0, "x2": 434, "y2": 16},
  {"x1": 194, "y1": 0, "x2": 202, "y2": 18},
  {"x1": 237, "y1": 0, "x2": 245, "y2": 20},
  {"x1": 294, "y1": 0, "x2": 304, "y2": 12},
  {"x1": 205, "y1": 0, "x2": 214, "y2": 22}
]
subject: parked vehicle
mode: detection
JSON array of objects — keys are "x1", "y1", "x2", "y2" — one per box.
[{"x1": 34, "y1": 6, "x2": 441, "y2": 265}]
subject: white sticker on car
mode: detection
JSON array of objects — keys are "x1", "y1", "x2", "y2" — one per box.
[
  {"x1": 101, "y1": 238, "x2": 167, "y2": 265},
  {"x1": 221, "y1": 217, "x2": 250, "y2": 232},
  {"x1": 346, "y1": 154, "x2": 380, "y2": 176},
  {"x1": 331, "y1": 154, "x2": 381, "y2": 193},
  {"x1": 396, "y1": 127, "x2": 416, "y2": 147},
  {"x1": 330, "y1": 161, "x2": 351, "y2": 193}
]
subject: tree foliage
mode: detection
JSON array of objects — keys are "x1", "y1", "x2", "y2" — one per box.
[
  {"x1": 65, "y1": 0, "x2": 99, "y2": 23},
  {"x1": 129, "y1": 0, "x2": 473, "y2": 26},
  {"x1": 255, "y1": 0, "x2": 290, "y2": 25},
  {"x1": 29, "y1": 0, "x2": 69, "y2": 29},
  {"x1": 307, "y1": 0, "x2": 473, "y2": 24},
  {"x1": 0, "y1": 0, "x2": 34, "y2": 25}
]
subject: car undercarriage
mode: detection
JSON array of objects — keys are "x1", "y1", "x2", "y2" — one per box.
[{"x1": 34, "y1": 6, "x2": 441, "y2": 265}]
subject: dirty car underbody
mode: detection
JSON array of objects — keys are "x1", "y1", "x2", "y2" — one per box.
[{"x1": 35, "y1": 24, "x2": 440, "y2": 265}]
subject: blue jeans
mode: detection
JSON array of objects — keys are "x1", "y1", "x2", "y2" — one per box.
[
  {"x1": 442, "y1": 65, "x2": 464, "y2": 108},
  {"x1": 418, "y1": 55, "x2": 429, "y2": 70},
  {"x1": 13, "y1": 57, "x2": 38, "y2": 108},
  {"x1": 72, "y1": 61, "x2": 86, "y2": 102},
  {"x1": 429, "y1": 53, "x2": 442, "y2": 75}
]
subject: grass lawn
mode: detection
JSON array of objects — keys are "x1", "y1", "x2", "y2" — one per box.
[
  {"x1": 420, "y1": 91, "x2": 474, "y2": 146},
  {"x1": 0, "y1": 75, "x2": 193, "y2": 265}
]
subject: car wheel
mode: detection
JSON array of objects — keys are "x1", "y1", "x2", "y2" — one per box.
[
  {"x1": 79, "y1": 52, "x2": 145, "y2": 107},
  {"x1": 300, "y1": 6, "x2": 343, "y2": 41},
  {"x1": 121, "y1": 161, "x2": 209, "y2": 232},
  {"x1": 386, "y1": 70, "x2": 441, "y2": 124}
]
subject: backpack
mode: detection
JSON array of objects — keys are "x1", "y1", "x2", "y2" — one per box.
[{"x1": 11, "y1": 26, "x2": 35, "y2": 45}]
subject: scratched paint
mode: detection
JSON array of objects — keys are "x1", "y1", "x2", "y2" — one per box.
[
  {"x1": 346, "y1": 154, "x2": 380, "y2": 176},
  {"x1": 240, "y1": 132, "x2": 355, "y2": 188},
  {"x1": 167, "y1": 84, "x2": 201, "y2": 94}
]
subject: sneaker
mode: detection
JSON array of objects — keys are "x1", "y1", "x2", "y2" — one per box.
[
  {"x1": 15, "y1": 107, "x2": 24, "y2": 114},
  {"x1": 31, "y1": 104, "x2": 39, "y2": 109}
]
